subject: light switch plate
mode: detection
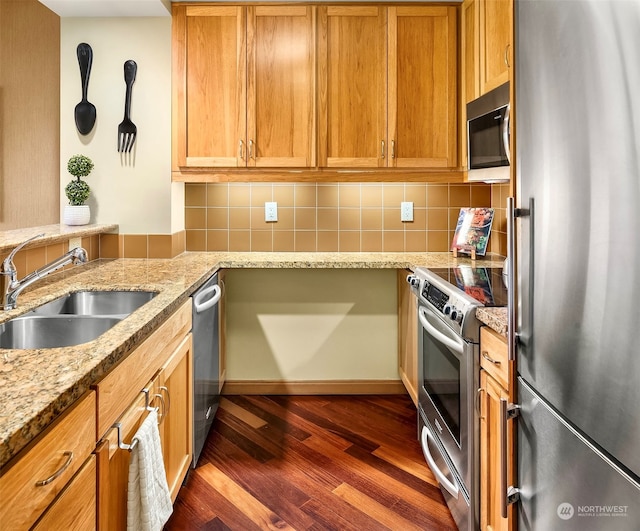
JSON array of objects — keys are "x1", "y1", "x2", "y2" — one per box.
[
  {"x1": 401, "y1": 201, "x2": 414, "y2": 222},
  {"x1": 265, "y1": 202, "x2": 278, "y2": 222}
]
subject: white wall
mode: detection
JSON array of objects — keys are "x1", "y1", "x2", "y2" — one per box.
[
  {"x1": 225, "y1": 269, "x2": 398, "y2": 381},
  {"x1": 60, "y1": 17, "x2": 182, "y2": 234}
]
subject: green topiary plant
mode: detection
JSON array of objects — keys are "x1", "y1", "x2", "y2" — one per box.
[{"x1": 65, "y1": 154, "x2": 93, "y2": 205}]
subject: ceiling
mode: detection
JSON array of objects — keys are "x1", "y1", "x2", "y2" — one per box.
[
  {"x1": 39, "y1": 0, "x2": 461, "y2": 17},
  {"x1": 38, "y1": 0, "x2": 171, "y2": 17}
]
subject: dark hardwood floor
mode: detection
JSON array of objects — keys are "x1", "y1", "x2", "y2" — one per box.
[{"x1": 165, "y1": 395, "x2": 456, "y2": 531}]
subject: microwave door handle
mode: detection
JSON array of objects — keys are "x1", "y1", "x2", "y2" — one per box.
[
  {"x1": 502, "y1": 104, "x2": 511, "y2": 163},
  {"x1": 418, "y1": 307, "x2": 465, "y2": 356}
]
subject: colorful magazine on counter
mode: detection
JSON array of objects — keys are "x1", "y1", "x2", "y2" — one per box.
[{"x1": 450, "y1": 207, "x2": 494, "y2": 256}]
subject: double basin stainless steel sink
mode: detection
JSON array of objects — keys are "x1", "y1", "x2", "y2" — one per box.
[{"x1": 0, "y1": 290, "x2": 157, "y2": 350}]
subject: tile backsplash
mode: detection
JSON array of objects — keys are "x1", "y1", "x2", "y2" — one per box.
[{"x1": 185, "y1": 182, "x2": 503, "y2": 253}]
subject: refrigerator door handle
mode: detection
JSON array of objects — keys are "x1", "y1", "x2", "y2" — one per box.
[
  {"x1": 507, "y1": 197, "x2": 517, "y2": 361},
  {"x1": 500, "y1": 398, "x2": 521, "y2": 518},
  {"x1": 507, "y1": 197, "x2": 532, "y2": 361}
]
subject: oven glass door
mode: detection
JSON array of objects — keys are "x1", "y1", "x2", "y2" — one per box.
[{"x1": 418, "y1": 305, "x2": 465, "y2": 446}]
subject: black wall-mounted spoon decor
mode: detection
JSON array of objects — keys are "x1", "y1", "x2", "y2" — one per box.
[{"x1": 74, "y1": 43, "x2": 96, "y2": 135}]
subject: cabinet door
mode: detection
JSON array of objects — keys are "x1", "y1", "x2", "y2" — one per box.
[
  {"x1": 159, "y1": 333, "x2": 193, "y2": 501},
  {"x1": 461, "y1": 0, "x2": 479, "y2": 172},
  {"x1": 388, "y1": 6, "x2": 458, "y2": 169},
  {"x1": 96, "y1": 389, "x2": 151, "y2": 530},
  {"x1": 480, "y1": 369, "x2": 515, "y2": 531},
  {"x1": 318, "y1": 5, "x2": 387, "y2": 168},
  {"x1": 247, "y1": 6, "x2": 316, "y2": 168},
  {"x1": 397, "y1": 270, "x2": 418, "y2": 406},
  {"x1": 479, "y1": 0, "x2": 512, "y2": 95},
  {"x1": 462, "y1": 0, "x2": 479, "y2": 104},
  {"x1": 174, "y1": 5, "x2": 247, "y2": 168}
]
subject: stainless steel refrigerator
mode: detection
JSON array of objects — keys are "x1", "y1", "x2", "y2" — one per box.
[{"x1": 510, "y1": 0, "x2": 640, "y2": 529}]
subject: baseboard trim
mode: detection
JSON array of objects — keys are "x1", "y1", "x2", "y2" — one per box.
[{"x1": 221, "y1": 379, "x2": 407, "y2": 395}]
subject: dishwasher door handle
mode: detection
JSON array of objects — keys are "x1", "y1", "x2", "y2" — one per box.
[{"x1": 194, "y1": 284, "x2": 221, "y2": 313}]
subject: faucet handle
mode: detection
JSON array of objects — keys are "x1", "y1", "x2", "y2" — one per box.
[{"x1": 3, "y1": 233, "x2": 45, "y2": 270}]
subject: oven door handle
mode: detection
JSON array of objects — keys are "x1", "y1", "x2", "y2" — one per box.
[
  {"x1": 418, "y1": 307, "x2": 465, "y2": 356},
  {"x1": 420, "y1": 425, "x2": 459, "y2": 499}
]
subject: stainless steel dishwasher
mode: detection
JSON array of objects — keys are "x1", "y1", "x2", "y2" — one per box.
[{"x1": 191, "y1": 272, "x2": 221, "y2": 467}]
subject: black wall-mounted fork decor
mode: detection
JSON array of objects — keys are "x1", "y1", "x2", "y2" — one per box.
[{"x1": 118, "y1": 60, "x2": 137, "y2": 153}]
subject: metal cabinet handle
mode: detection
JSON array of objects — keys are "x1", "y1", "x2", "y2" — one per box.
[
  {"x1": 482, "y1": 351, "x2": 502, "y2": 365},
  {"x1": 381, "y1": 140, "x2": 385, "y2": 159},
  {"x1": 159, "y1": 385, "x2": 171, "y2": 416},
  {"x1": 35, "y1": 451, "x2": 74, "y2": 486},
  {"x1": 391, "y1": 140, "x2": 395, "y2": 159},
  {"x1": 476, "y1": 387, "x2": 485, "y2": 419},
  {"x1": 500, "y1": 398, "x2": 521, "y2": 518},
  {"x1": 154, "y1": 393, "x2": 167, "y2": 425},
  {"x1": 249, "y1": 139, "x2": 254, "y2": 159},
  {"x1": 504, "y1": 43, "x2": 511, "y2": 68},
  {"x1": 238, "y1": 140, "x2": 244, "y2": 161}
]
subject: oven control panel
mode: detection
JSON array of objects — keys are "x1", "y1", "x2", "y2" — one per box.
[{"x1": 422, "y1": 281, "x2": 449, "y2": 312}]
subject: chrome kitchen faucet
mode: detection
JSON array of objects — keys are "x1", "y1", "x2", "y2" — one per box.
[{"x1": 1, "y1": 234, "x2": 88, "y2": 310}]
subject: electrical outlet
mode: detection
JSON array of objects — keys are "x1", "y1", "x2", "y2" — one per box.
[
  {"x1": 265, "y1": 201, "x2": 278, "y2": 222},
  {"x1": 401, "y1": 201, "x2": 414, "y2": 222}
]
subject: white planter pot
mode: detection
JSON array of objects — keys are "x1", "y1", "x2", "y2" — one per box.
[{"x1": 63, "y1": 205, "x2": 90, "y2": 225}]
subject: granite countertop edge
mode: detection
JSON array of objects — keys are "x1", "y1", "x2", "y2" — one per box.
[{"x1": 0, "y1": 251, "x2": 506, "y2": 468}]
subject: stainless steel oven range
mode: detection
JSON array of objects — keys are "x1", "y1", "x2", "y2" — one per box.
[{"x1": 407, "y1": 266, "x2": 507, "y2": 531}]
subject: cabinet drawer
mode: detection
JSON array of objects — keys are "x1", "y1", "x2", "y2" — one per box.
[
  {"x1": 0, "y1": 391, "x2": 96, "y2": 530},
  {"x1": 32, "y1": 455, "x2": 96, "y2": 530},
  {"x1": 95, "y1": 300, "x2": 191, "y2": 438},
  {"x1": 480, "y1": 326, "x2": 509, "y2": 388}
]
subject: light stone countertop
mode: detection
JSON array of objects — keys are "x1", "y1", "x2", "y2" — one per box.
[
  {"x1": 477, "y1": 307, "x2": 508, "y2": 337},
  {"x1": 0, "y1": 251, "x2": 505, "y2": 467},
  {"x1": 0, "y1": 223, "x2": 118, "y2": 256}
]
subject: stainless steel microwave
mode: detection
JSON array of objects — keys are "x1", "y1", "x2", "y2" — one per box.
[{"x1": 466, "y1": 82, "x2": 510, "y2": 183}]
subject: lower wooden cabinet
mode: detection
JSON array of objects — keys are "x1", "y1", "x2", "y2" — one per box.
[
  {"x1": 0, "y1": 391, "x2": 96, "y2": 531},
  {"x1": 398, "y1": 269, "x2": 418, "y2": 406},
  {"x1": 479, "y1": 327, "x2": 514, "y2": 531},
  {"x1": 95, "y1": 301, "x2": 193, "y2": 530},
  {"x1": 159, "y1": 333, "x2": 193, "y2": 501},
  {"x1": 33, "y1": 455, "x2": 96, "y2": 531}
]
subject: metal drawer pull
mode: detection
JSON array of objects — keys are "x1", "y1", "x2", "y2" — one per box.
[
  {"x1": 35, "y1": 451, "x2": 74, "y2": 486},
  {"x1": 482, "y1": 351, "x2": 502, "y2": 365}
]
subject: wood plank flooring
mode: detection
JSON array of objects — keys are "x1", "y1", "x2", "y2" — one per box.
[{"x1": 165, "y1": 395, "x2": 456, "y2": 531}]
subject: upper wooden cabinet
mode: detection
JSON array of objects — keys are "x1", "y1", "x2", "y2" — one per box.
[
  {"x1": 318, "y1": 6, "x2": 387, "y2": 168},
  {"x1": 173, "y1": 3, "x2": 459, "y2": 175},
  {"x1": 318, "y1": 5, "x2": 458, "y2": 169},
  {"x1": 173, "y1": 5, "x2": 316, "y2": 169},
  {"x1": 479, "y1": 0, "x2": 513, "y2": 95},
  {"x1": 388, "y1": 6, "x2": 458, "y2": 169}
]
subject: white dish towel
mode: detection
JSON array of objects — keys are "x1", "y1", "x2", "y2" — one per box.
[{"x1": 127, "y1": 409, "x2": 173, "y2": 531}]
